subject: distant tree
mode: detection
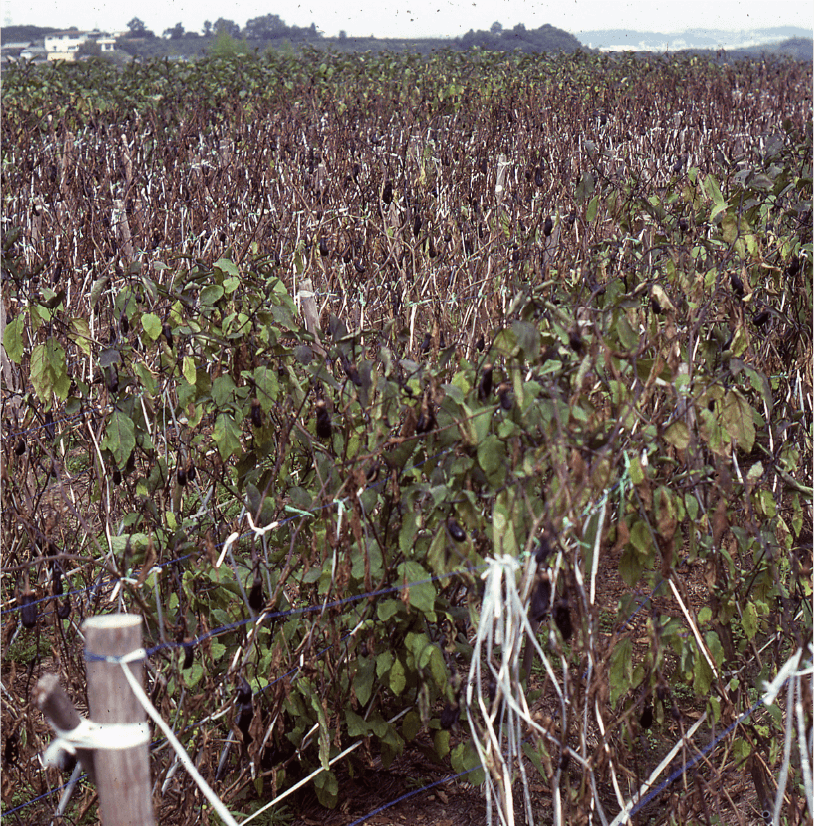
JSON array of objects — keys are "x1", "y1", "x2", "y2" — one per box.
[
  {"x1": 213, "y1": 18, "x2": 240, "y2": 38},
  {"x1": 76, "y1": 39, "x2": 102, "y2": 58},
  {"x1": 338, "y1": 29, "x2": 347, "y2": 41},
  {"x1": 243, "y1": 14, "x2": 287, "y2": 41},
  {"x1": 163, "y1": 23, "x2": 185, "y2": 40},
  {"x1": 203, "y1": 20, "x2": 212, "y2": 37},
  {"x1": 127, "y1": 17, "x2": 147, "y2": 36},
  {"x1": 209, "y1": 30, "x2": 247, "y2": 56},
  {"x1": 124, "y1": 18, "x2": 154, "y2": 38},
  {"x1": 490, "y1": 21, "x2": 503, "y2": 35}
]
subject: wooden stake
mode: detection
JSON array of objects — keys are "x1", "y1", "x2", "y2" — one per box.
[{"x1": 83, "y1": 614, "x2": 156, "y2": 826}]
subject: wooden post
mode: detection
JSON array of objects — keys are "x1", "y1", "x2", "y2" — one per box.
[{"x1": 83, "y1": 614, "x2": 156, "y2": 826}]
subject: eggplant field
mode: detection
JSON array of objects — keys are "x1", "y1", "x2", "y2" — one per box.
[{"x1": 1, "y1": 48, "x2": 812, "y2": 825}]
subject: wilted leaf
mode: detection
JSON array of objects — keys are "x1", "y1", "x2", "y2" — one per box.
[
  {"x1": 30, "y1": 338, "x2": 69, "y2": 403},
  {"x1": 721, "y1": 389, "x2": 755, "y2": 453},
  {"x1": 663, "y1": 421, "x2": 690, "y2": 450},
  {"x1": 98, "y1": 348, "x2": 121, "y2": 368},
  {"x1": 90, "y1": 276, "x2": 109, "y2": 308}
]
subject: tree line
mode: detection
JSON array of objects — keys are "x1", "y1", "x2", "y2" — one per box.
[{"x1": 124, "y1": 15, "x2": 321, "y2": 43}]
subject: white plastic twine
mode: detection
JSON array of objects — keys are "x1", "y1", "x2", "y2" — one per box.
[
  {"x1": 216, "y1": 512, "x2": 282, "y2": 568},
  {"x1": 42, "y1": 718, "x2": 150, "y2": 766},
  {"x1": 465, "y1": 554, "x2": 538, "y2": 826}
]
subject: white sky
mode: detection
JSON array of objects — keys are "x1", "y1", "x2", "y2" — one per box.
[{"x1": 3, "y1": 0, "x2": 810, "y2": 40}]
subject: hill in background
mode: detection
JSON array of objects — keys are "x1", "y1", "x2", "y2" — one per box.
[
  {"x1": 2, "y1": 20, "x2": 809, "y2": 61},
  {"x1": 577, "y1": 25, "x2": 812, "y2": 52},
  {"x1": 1, "y1": 25, "x2": 55, "y2": 44}
]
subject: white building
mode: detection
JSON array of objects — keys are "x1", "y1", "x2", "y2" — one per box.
[{"x1": 43, "y1": 30, "x2": 117, "y2": 61}]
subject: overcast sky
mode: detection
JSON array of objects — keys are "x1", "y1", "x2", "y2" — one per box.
[{"x1": 4, "y1": 0, "x2": 810, "y2": 40}]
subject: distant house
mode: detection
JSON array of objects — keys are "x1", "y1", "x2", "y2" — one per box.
[
  {"x1": 43, "y1": 29, "x2": 117, "y2": 61},
  {"x1": 0, "y1": 40, "x2": 48, "y2": 64}
]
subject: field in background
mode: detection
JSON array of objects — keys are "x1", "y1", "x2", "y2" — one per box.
[{"x1": 1, "y1": 49, "x2": 812, "y2": 825}]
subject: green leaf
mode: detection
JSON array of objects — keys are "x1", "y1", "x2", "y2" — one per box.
[
  {"x1": 142, "y1": 313, "x2": 162, "y2": 340},
  {"x1": 511, "y1": 321, "x2": 539, "y2": 360},
  {"x1": 214, "y1": 257, "x2": 239, "y2": 277},
  {"x1": 693, "y1": 645, "x2": 714, "y2": 695},
  {"x1": 746, "y1": 461, "x2": 764, "y2": 483},
  {"x1": 575, "y1": 172, "x2": 595, "y2": 203},
  {"x1": 99, "y1": 348, "x2": 121, "y2": 368},
  {"x1": 213, "y1": 413, "x2": 242, "y2": 460},
  {"x1": 354, "y1": 657, "x2": 375, "y2": 706},
  {"x1": 376, "y1": 651, "x2": 394, "y2": 678},
  {"x1": 609, "y1": 637, "x2": 633, "y2": 706},
  {"x1": 477, "y1": 434, "x2": 506, "y2": 483},
  {"x1": 399, "y1": 512, "x2": 419, "y2": 556},
  {"x1": 182, "y1": 356, "x2": 197, "y2": 386},
  {"x1": 586, "y1": 194, "x2": 599, "y2": 223},
  {"x1": 741, "y1": 602, "x2": 759, "y2": 640},
  {"x1": 428, "y1": 646, "x2": 448, "y2": 691},
  {"x1": 102, "y1": 410, "x2": 136, "y2": 468},
  {"x1": 134, "y1": 363, "x2": 156, "y2": 395},
  {"x1": 629, "y1": 519, "x2": 652, "y2": 559},
  {"x1": 703, "y1": 174, "x2": 725, "y2": 207},
  {"x1": 377, "y1": 599, "x2": 401, "y2": 621},
  {"x1": 69, "y1": 318, "x2": 91, "y2": 355},
  {"x1": 310, "y1": 695, "x2": 331, "y2": 771},
  {"x1": 402, "y1": 710, "x2": 421, "y2": 741},
  {"x1": 3, "y1": 314, "x2": 24, "y2": 363},
  {"x1": 705, "y1": 630, "x2": 725, "y2": 667},
  {"x1": 253, "y1": 365, "x2": 280, "y2": 411},
  {"x1": 346, "y1": 709, "x2": 370, "y2": 737},
  {"x1": 434, "y1": 729, "x2": 451, "y2": 759},
  {"x1": 313, "y1": 769, "x2": 338, "y2": 808},
  {"x1": 619, "y1": 546, "x2": 644, "y2": 587},
  {"x1": 183, "y1": 662, "x2": 204, "y2": 688},
  {"x1": 628, "y1": 454, "x2": 645, "y2": 485},
  {"x1": 450, "y1": 741, "x2": 485, "y2": 785},
  {"x1": 200, "y1": 284, "x2": 224, "y2": 306},
  {"x1": 389, "y1": 658, "x2": 406, "y2": 695},
  {"x1": 398, "y1": 561, "x2": 436, "y2": 615}
]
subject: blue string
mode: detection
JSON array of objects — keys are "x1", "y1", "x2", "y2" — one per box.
[
  {"x1": 344, "y1": 766, "x2": 483, "y2": 826},
  {"x1": 628, "y1": 696, "x2": 768, "y2": 817},
  {"x1": 82, "y1": 568, "x2": 486, "y2": 663}
]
